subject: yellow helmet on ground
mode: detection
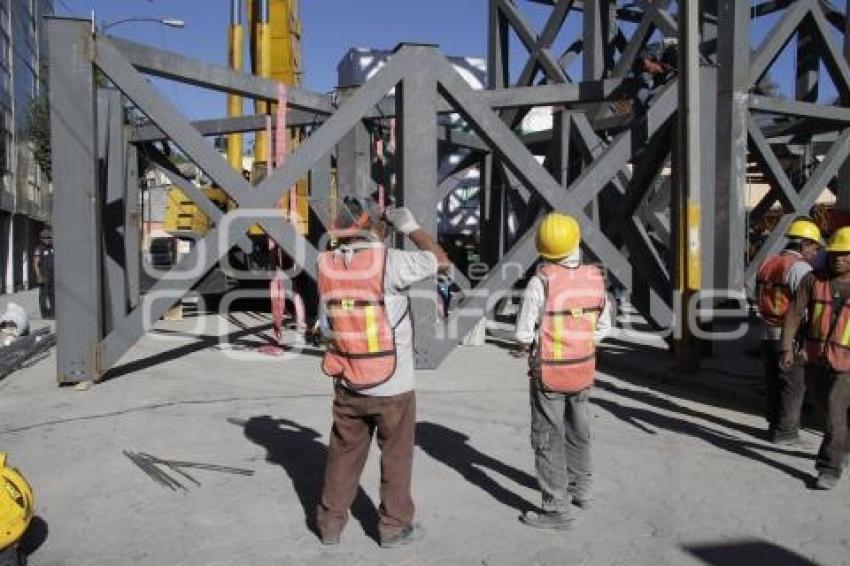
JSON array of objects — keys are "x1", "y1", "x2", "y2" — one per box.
[
  {"x1": 786, "y1": 218, "x2": 822, "y2": 243},
  {"x1": 0, "y1": 453, "x2": 33, "y2": 550},
  {"x1": 826, "y1": 226, "x2": 850, "y2": 253},
  {"x1": 537, "y1": 212, "x2": 580, "y2": 260}
]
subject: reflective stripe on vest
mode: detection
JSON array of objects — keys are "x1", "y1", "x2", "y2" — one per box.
[
  {"x1": 805, "y1": 276, "x2": 850, "y2": 372},
  {"x1": 756, "y1": 254, "x2": 802, "y2": 327},
  {"x1": 537, "y1": 263, "x2": 606, "y2": 393},
  {"x1": 317, "y1": 245, "x2": 397, "y2": 388}
]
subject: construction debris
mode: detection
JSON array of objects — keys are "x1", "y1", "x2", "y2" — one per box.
[
  {"x1": 0, "y1": 303, "x2": 29, "y2": 346},
  {"x1": 0, "y1": 328, "x2": 54, "y2": 382}
]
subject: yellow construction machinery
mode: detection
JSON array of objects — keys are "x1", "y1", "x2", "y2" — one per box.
[{"x1": 164, "y1": 0, "x2": 307, "y2": 247}]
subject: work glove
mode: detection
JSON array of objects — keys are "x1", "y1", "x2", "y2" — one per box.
[{"x1": 384, "y1": 206, "x2": 421, "y2": 235}]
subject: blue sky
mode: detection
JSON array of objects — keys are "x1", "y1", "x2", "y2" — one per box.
[{"x1": 58, "y1": 1, "x2": 840, "y2": 120}]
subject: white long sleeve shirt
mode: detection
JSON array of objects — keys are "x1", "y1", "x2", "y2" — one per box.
[{"x1": 515, "y1": 252, "x2": 613, "y2": 346}]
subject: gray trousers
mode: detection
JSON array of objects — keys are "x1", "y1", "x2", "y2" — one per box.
[{"x1": 529, "y1": 379, "x2": 592, "y2": 515}]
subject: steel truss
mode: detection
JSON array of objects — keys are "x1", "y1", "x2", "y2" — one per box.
[{"x1": 46, "y1": 1, "x2": 850, "y2": 382}]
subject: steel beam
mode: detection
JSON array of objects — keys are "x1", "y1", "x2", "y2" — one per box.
[
  {"x1": 748, "y1": 116, "x2": 806, "y2": 212},
  {"x1": 583, "y1": 0, "x2": 610, "y2": 81},
  {"x1": 838, "y1": 0, "x2": 850, "y2": 209},
  {"x1": 125, "y1": 143, "x2": 141, "y2": 309},
  {"x1": 395, "y1": 48, "x2": 441, "y2": 367},
  {"x1": 129, "y1": 111, "x2": 324, "y2": 143},
  {"x1": 750, "y1": 0, "x2": 813, "y2": 86},
  {"x1": 810, "y1": 4, "x2": 850, "y2": 95},
  {"x1": 99, "y1": 39, "x2": 418, "y2": 372},
  {"x1": 671, "y1": 0, "x2": 702, "y2": 368},
  {"x1": 48, "y1": 19, "x2": 102, "y2": 383},
  {"x1": 101, "y1": 90, "x2": 128, "y2": 335},
  {"x1": 423, "y1": 61, "x2": 678, "y2": 366},
  {"x1": 714, "y1": 0, "x2": 750, "y2": 293},
  {"x1": 94, "y1": 33, "x2": 315, "y2": 274},
  {"x1": 109, "y1": 35, "x2": 333, "y2": 113},
  {"x1": 637, "y1": 0, "x2": 677, "y2": 37},
  {"x1": 750, "y1": 95, "x2": 850, "y2": 123}
]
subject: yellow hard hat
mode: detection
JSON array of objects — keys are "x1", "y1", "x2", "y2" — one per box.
[
  {"x1": 826, "y1": 226, "x2": 850, "y2": 253},
  {"x1": 786, "y1": 218, "x2": 822, "y2": 243},
  {"x1": 0, "y1": 453, "x2": 33, "y2": 550},
  {"x1": 537, "y1": 212, "x2": 580, "y2": 260}
]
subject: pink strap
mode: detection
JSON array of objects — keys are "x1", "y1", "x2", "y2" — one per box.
[
  {"x1": 276, "y1": 84, "x2": 287, "y2": 168},
  {"x1": 375, "y1": 131, "x2": 385, "y2": 213}
]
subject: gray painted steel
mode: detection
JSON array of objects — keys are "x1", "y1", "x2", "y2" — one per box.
[
  {"x1": 48, "y1": 20, "x2": 102, "y2": 383},
  {"x1": 45, "y1": 1, "x2": 850, "y2": 380}
]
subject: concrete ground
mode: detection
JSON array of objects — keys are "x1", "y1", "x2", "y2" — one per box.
[{"x1": 0, "y1": 311, "x2": 848, "y2": 565}]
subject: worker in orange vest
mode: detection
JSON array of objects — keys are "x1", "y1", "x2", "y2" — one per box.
[
  {"x1": 781, "y1": 226, "x2": 850, "y2": 490},
  {"x1": 756, "y1": 218, "x2": 823, "y2": 444},
  {"x1": 513, "y1": 212, "x2": 611, "y2": 529},
  {"x1": 315, "y1": 196, "x2": 449, "y2": 546}
]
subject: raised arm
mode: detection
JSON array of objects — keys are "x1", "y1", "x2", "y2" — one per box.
[{"x1": 385, "y1": 207, "x2": 450, "y2": 273}]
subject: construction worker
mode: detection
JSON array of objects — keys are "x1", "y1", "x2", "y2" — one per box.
[
  {"x1": 756, "y1": 218, "x2": 823, "y2": 444},
  {"x1": 513, "y1": 212, "x2": 611, "y2": 529},
  {"x1": 315, "y1": 196, "x2": 449, "y2": 547},
  {"x1": 781, "y1": 226, "x2": 850, "y2": 490},
  {"x1": 33, "y1": 228, "x2": 55, "y2": 319}
]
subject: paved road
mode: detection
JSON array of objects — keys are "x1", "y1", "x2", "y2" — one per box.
[{"x1": 0, "y1": 315, "x2": 846, "y2": 565}]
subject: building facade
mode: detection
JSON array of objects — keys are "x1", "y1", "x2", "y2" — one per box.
[{"x1": 0, "y1": 0, "x2": 52, "y2": 294}]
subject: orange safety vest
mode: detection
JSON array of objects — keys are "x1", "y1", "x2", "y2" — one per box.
[
  {"x1": 805, "y1": 274, "x2": 850, "y2": 372},
  {"x1": 537, "y1": 263, "x2": 606, "y2": 393},
  {"x1": 756, "y1": 253, "x2": 803, "y2": 327},
  {"x1": 317, "y1": 245, "x2": 396, "y2": 388}
]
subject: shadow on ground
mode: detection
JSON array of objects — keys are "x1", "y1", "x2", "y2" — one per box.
[
  {"x1": 232, "y1": 415, "x2": 380, "y2": 542},
  {"x1": 591, "y1": 397, "x2": 813, "y2": 485},
  {"x1": 18, "y1": 516, "x2": 48, "y2": 558},
  {"x1": 416, "y1": 421, "x2": 538, "y2": 513},
  {"x1": 104, "y1": 316, "x2": 323, "y2": 382},
  {"x1": 684, "y1": 538, "x2": 817, "y2": 565}
]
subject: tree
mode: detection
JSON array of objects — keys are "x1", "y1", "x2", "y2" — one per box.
[{"x1": 26, "y1": 94, "x2": 51, "y2": 182}]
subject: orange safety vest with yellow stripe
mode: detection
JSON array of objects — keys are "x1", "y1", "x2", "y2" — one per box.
[
  {"x1": 756, "y1": 253, "x2": 803, "y2": 327},
  {"x1": 805, "y1": 274, "x2": 850, "y2": 372},
  {"x1": 537, "y1": 263, "x2": 606, "y2": 393},
  {"x1": 317, "y1": 245, "x2": 396, "y2": 388}
]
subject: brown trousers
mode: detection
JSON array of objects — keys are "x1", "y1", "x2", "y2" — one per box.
[
  {"x1": 317, "y1": 387, "x2": 416, "y2": 541},
  {"x1": 806, "y1": 365, "x2": 850, "y2": 476}
]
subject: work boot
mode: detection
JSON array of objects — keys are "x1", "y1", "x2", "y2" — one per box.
[
  {"x1": 380, "y1": 523, "x2": 425, "y2": 549},
  {"x1": 568, "y1": 483, "x2": 593, "y2": 509},
  {"x1": 771, "y1": 433, "x2": 806, "y2": 448},
  {"x1": 815, "y1": 472, "x2": 839, "y2": 491},
  {"x1": 519, "y1": 511, "x2": 573, "y2": 530}
]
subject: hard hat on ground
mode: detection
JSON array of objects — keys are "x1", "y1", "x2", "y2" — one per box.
[
  {"x1": 0, "y1": 453, "x2": 33, "y2": 550},
  {"x1": 826, "y1": 226, "x2": 850, "y2": 253},
  {"x1": 537, "y1": 213, "x2": 580, "y2": 260},
  {"x1": 786, "y1": 218, "x2": 822, "y2": 244}
]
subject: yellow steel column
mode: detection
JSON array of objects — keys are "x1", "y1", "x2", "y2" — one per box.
[
  {"x1": 253, "y1": 0, "x2": 271, "y2": 171},
  {"x1": 674, "y1": 0, "x2": 702, "y2": 370},
  {"x1": 227, "y1": 0, "x2": 243, "y2": 172}
]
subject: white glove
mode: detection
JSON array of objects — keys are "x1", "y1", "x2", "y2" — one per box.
[{"x1": 384, "y1": 206, "x2": 421, "y2": 235}]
